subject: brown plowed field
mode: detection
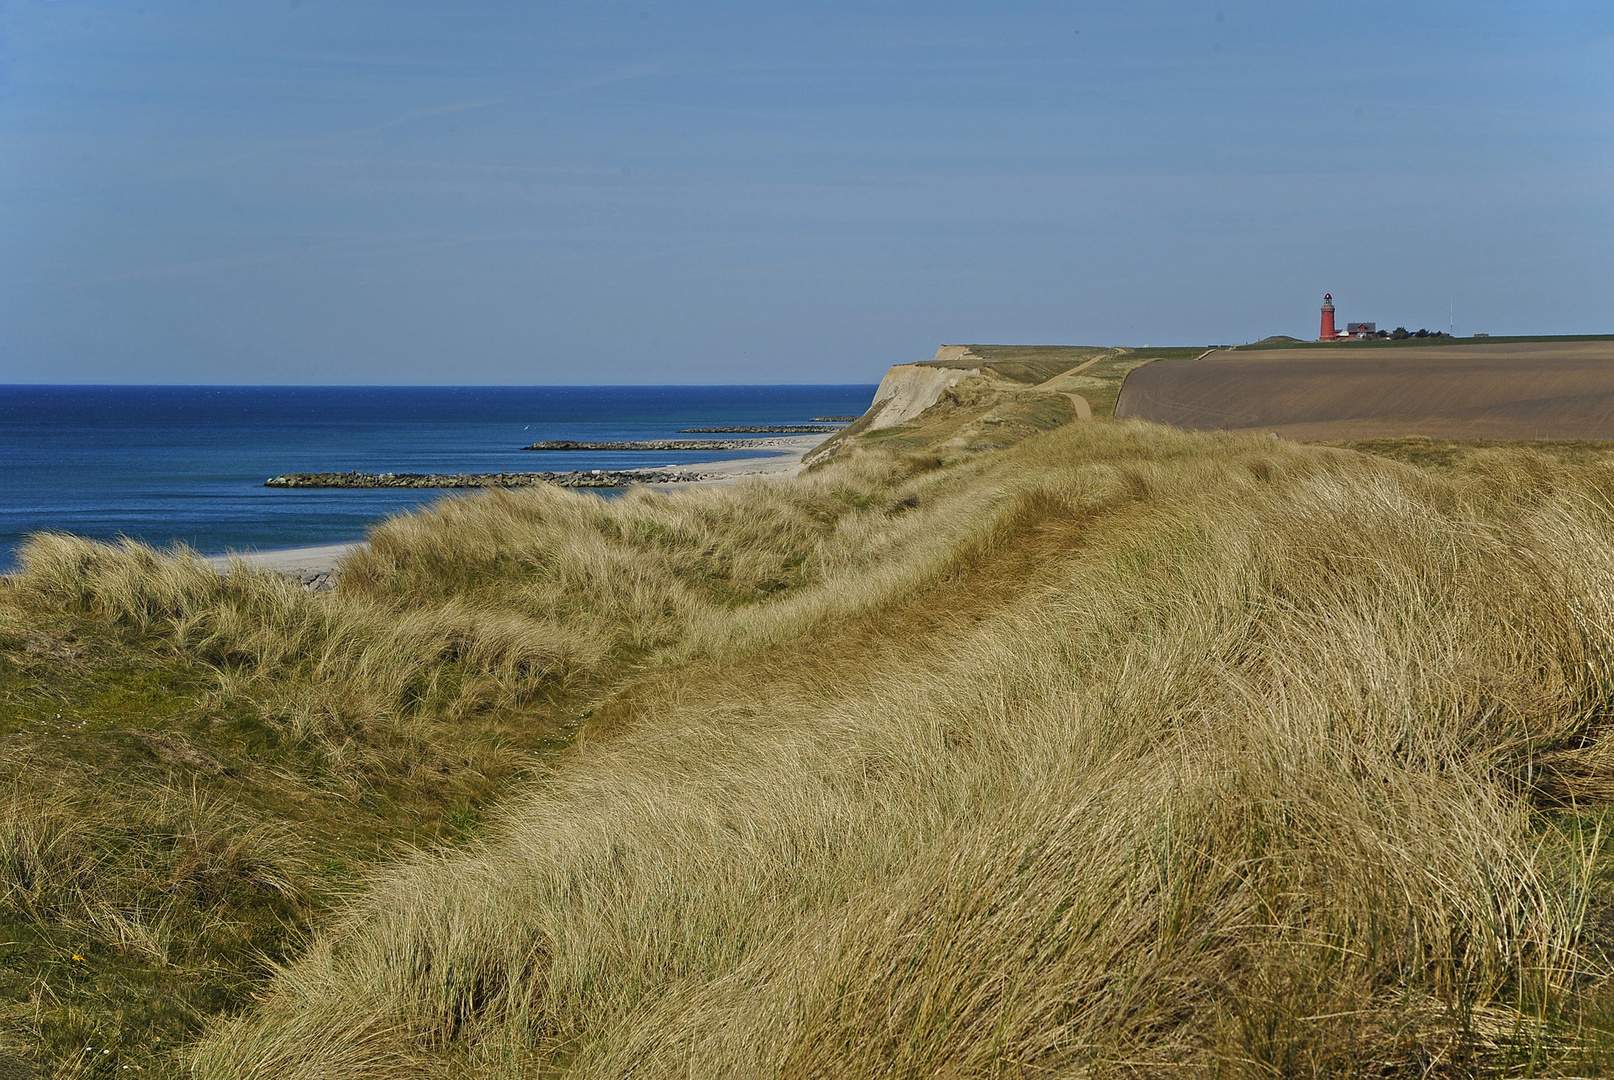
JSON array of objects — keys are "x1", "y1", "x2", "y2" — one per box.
[{"x1": 1113, "y1": 340, "x2": 1614, "y2": 440}]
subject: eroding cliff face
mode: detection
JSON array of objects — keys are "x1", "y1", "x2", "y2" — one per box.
[
  {"x1": 803, "y1": 344, "x2": 1112, "y2": 468},
  {"x1": 802, "y1": 354, "x2": 978, "y2": 467},
  {"x1": 862, "y1": 362, "x2": 979, "y2": 431}
]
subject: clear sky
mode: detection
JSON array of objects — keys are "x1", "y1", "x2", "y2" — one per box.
[{"x1": 1, "y1": 1, "x2": 1610, "y2": 384}]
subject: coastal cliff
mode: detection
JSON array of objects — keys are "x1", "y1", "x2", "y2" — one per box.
[
  {"x1": 802, "y1": 347, "x2": 982, "y2": 465},
  {"x1": 807, "y1": 345, "x2": 1129, "y2": 466},
  {"x1": 862, "y1": 360, "x2": 979, "y2": 431}
]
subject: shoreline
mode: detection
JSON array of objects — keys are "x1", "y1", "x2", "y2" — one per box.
[
  {"x1": 204, "y1": 541, "x2": 362, "y2": 588},
  {"x1": 216, "y1": 433, "x2": 825, "y2": 580}
]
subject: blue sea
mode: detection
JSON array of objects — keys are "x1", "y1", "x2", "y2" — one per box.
[{"x1": 0, "y1": 385, "x2": 877, "y2": 572}]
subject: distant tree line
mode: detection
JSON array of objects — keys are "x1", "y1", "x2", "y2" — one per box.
[{"x1": 1376, "y1": 327, "x2": 1449, "y2": 340}]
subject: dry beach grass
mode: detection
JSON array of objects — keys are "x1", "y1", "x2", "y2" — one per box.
[{"x1": 8, "y1": 400, "x2": 1614, "y2": 1075}]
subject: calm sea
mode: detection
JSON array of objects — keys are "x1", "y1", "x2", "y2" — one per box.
[{"x1": 0, "y1": 385, "x2": 876, "y2": 572}]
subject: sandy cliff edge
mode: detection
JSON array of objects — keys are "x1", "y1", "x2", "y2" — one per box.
[
  {"x1": 802, "y1": 350, "x2": 980, "y2": 467},
  {"x1": 864, "y1": 362, "x2": 978, "y2": 430}
]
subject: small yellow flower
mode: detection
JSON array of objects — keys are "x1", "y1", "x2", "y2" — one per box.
[{"x1": 71, "y1": 954, "x2": 85, "y2": 962}]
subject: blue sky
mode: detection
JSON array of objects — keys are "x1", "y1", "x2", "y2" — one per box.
[{"x1": 1, "y1": 1, "x2": 1610, "y2": 384}]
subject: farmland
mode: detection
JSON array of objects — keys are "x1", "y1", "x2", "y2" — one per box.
[{"x1": 1115, "y1": 338, "x2": 1614, "y2": 440}]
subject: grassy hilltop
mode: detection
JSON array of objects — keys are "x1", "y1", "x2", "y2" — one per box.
[{"x1": 8, "y1": 364, "x2": 1614, "y2": 1075}]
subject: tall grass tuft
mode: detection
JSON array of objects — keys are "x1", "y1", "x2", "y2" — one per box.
[{"x1": 0, "y1": 780, "x2": 309, "y2": 966}]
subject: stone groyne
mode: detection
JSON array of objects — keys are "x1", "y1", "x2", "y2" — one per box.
[
  {"x1": 524, "y1": 439, "x2": 796, "y2": 452},
  {"x1": 265, "y1": 469, "x2": 713, "y2": 490},
  {"x1": 678, "y1": 425, "x2": 843, "y2": 433}
]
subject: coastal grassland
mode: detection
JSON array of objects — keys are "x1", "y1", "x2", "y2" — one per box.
[
  {"x1": 169, "y1": 422, "x2": 1614, "y2": 1078},
  {"x1": 924, "y1": 343, "x2": 1178, "y2": 417},
  {"x1": 0, "y1": 443, "x2": 1031, "y2": 1075},
  {"x1": 12, "y1": 409, "x2": 1614, "y2": 1076},
  {"x1": 0, "y1": 561, "x2": 536, "y2": 1074},
  {"x1": 925, "y1": 344, "x2": 1117, "y2": 382}
]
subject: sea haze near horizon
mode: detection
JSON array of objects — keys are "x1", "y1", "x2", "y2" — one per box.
[{"x1": 0, "y1": 385, "x2": 876, "y2": 572}]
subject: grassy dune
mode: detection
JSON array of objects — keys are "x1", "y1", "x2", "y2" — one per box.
[{"x1": 9, "y1": 401, "x2": 1614, "y2": 1075}]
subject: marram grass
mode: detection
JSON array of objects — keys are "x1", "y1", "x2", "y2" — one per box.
[{"x1": 9, "y1": 418, "x2": 1614, "y2": 1076}]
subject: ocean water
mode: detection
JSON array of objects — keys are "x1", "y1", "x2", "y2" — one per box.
[{"x1": 0, "y1": 385, "x2": 876, "y2": 572}]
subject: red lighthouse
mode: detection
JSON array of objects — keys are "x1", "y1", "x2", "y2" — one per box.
[{"x1": 1318, "y1": 294, "x2": 1337, "y2": 341}]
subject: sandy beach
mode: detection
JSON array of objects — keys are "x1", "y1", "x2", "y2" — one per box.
[
  {"x1": 661, "y1": 432, "x2": 823, "y2": 485},
  {"x1": 212, "y1": 432, "x2": 827, "y2": 580},
  {"x1": 204, "y1": 542, "x2": 362, "y2": 587}
]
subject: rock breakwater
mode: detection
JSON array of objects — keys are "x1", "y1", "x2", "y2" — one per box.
[
  {"x1": 524, "y1": 439, "x2": 795, "y2": 452},
  {"x1": 265, "y1": 469, "x2": 713, "y2": 490},
  {"x1": 678, "y1": 425, "x2": 842, "y2": 433}
]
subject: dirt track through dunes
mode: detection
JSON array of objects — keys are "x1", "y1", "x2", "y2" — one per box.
[{"x1": 1114, "y1": 340, "x2": 1614, "y2": 440}]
